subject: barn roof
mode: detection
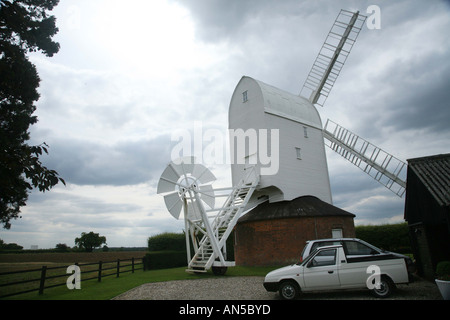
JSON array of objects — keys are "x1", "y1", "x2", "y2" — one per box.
[
  {"x1": 407, "y1": 153, "x2": 450, "y2": 207},
  {"x1": 238, "y1": 195, "x2": 355, "y2": 223}
]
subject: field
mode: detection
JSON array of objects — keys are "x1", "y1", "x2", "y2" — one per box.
[
  {"x1": 0, "y1": 251, "x2": 147, "y2": 299},
  {"x1": 0, "y1": 251, "x2": 146, "y2": 269}
]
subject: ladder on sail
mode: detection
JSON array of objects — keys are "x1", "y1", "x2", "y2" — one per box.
[
  {"x1": 186, "y1": 166, "x2": 259, "y2": 273},
  {"x1": 300, "y1": 9, "x2": 366, "y2": 106},
  {"x1": 323, "y1": 119, "x2": 407, "y2": 197}
]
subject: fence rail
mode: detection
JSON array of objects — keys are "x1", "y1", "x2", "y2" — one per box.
[{"x1": 0, "y1": 257, "x2": 144, "y2": 299}]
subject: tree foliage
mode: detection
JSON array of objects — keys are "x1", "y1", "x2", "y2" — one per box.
[
  {"x1": 55, "y1": 242, "x2": 69, "y2": 252},
  {"x1": 147, "y1": 232, "x2": 186, "y2": 251},
  {"x1": 0, "y1": 0, "x2": 64, "y2": 229},
  {"x1": 75, "y1": 232, "x2": 107, "y2": 253},
  {"x1": 355, "y1": 223, "x2": 411, "y2": 253},
  {"x1": 0, "y1": 237, "x2": 23, "y2": 250}
]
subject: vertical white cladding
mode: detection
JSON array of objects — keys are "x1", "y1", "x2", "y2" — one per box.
[{"x1": 229, "y1": 76, "x2": 332, "y2": 205}]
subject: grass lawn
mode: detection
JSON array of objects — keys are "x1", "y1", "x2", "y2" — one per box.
[{"x1": 4, "y1": 265, "x2": 278, "y2": 300}]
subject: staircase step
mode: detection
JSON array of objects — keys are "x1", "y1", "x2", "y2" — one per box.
[{"x1": 186, "y1": 268, "x2": 207, "y2": 273}]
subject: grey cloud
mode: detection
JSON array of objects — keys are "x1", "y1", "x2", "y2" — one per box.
[
  {"x1": 330, "y1": 169, "x2": 382, "y2": 198},
  {"x1": 41, "y1": 135, "x2": 172, "y2": 186},
  {"x1": 170, "y1": 0, "x2": 349, "y2": 43},
  {"x1": 351, "y1": 196, "x2": 405, "y2": 223},
  {"x1": 170, "y1": 0, "x2": 271, "y2": 41},
  {"x1": 7, "y1": 192, "x2": 142, "y2": 236},
  {"x1": 385, "y1": 61, "x2": 450, "y2": 135},
  {"x1": 31, "y1": 191, "x2": 142, "y2": 216},
  {"x1": 330, "y1": 173, "x2": 405, "y2": 222},
  {"x1": 170, "y1": 0, "x2": 346, "y2": 93}
]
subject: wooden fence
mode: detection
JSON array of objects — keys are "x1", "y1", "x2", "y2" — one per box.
[{"x1": 0, "y1": 257, "x2": 144, "y2": 299}]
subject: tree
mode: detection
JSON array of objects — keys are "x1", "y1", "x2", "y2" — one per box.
[
  {"x1": 0, "y1": 0, "x2": 65, "y2": 229},
  {"x1": 75, "y1": 232, "x2": 107, "y2": 253},
  {"x1": 0, "y1": 238, "x2": 23, "y2": 250},
  {"x1": 55, "y1": 243, "x2": 69, "y2": 252}
]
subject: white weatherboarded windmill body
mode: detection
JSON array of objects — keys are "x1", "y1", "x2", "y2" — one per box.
[
  {"x1": 229, "y1": 76, "x2": 333, "y2": 206},
  {"x1": 157, "y1": 9, "x2": 407, "y2": 275}
]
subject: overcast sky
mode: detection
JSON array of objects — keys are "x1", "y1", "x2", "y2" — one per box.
[{"x1": 1, "y1": 0, "x2": 449, "y2": 249}]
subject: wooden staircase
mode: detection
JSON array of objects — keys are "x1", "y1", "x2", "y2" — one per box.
[{"x1": 186, "y1": 166, "x2": 259, "y2": 273}]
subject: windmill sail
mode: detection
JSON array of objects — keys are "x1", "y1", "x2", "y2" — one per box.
[
  {"x1": 323, "y1": 120, "x2": 407, "y2": 197},
  {"x1": 300, "y1": 9, "x2": 366, "y2": 106}
]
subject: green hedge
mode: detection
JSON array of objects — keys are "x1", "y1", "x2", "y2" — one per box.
[
  {"x1": 143, "y1": 251, "x2": 187, "y2": 270},
  {"x1": 355, "y1": 222, "x2": 411, "y2": 253},
  {"x1": 147, "y1": 232, "x2": 186, "y2": 251},
  {"x1": 145, "y1": 231, "x2": 236, "y2": 269},
  {"x1": 436, "y1": 261, "x2": 450, "y2": 281}
]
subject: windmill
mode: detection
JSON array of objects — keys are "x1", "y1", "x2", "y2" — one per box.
[
  {"x1": 158, "y1": 9, "x2": 407, "y2": 274},
  {"x1": 229, "y1": 9, "x2": 406, "y2": 208}
]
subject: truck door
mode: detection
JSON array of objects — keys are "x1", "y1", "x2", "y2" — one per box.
[
  {"x1": 339, "y1": 241, "x2": 381, "y2": 287},
  {"x1": 303, "y1": 248, "x2": 340, "y2": 290}
]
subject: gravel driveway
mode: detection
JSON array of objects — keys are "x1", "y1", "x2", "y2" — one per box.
[{"x1": 112, "y1": 276, "x2": 442, "y2": 300}]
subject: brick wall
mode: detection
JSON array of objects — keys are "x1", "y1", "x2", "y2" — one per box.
[{"x1": 234, "y1": 216, "x2": 355, "y2": 266}]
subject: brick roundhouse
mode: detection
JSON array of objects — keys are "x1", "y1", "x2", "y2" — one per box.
[{"x1": 234, "y1": 196, "x2": 356, "y2": 266}]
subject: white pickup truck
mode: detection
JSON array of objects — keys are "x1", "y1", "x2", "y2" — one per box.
[{"x1": 263, "y1": 244, "x2": 410, "y2": 299}]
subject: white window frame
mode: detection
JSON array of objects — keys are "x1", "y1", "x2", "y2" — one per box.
[{"x1": 295, "y1": 147, "x2": 302, "y2": 160}]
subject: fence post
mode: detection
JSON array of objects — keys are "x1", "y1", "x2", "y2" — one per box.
[
  {"x1": 38, "y1": 266, "x2": 47, "y2": 295},
  {"x1": 98, "y1": 261, "x2": 103, "y2": 282},
  {"x1": 116, "y1": 259, "x2": 120, "y2": 277},
  {"x1": 132, "y1": 257, "x2": 135, "y2": 273}
]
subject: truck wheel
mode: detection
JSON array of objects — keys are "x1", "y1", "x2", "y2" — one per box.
[
  {"x1": 371, "y1": 276, "x2": 395, "y2": 298},
  {"x1": 279, "y1": 281, "x2": 300, "y2": 300}
]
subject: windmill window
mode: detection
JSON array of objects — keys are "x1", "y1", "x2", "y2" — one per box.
[
  {"x1": 295, "y1": 147, "x2": 302, "y2": 160},
  {"x1": 242, "y1": 90, "x2": 248, "y2": 103},
  {"x1": 303, "y1": 126, "x2": 308, "y2": 138}
]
